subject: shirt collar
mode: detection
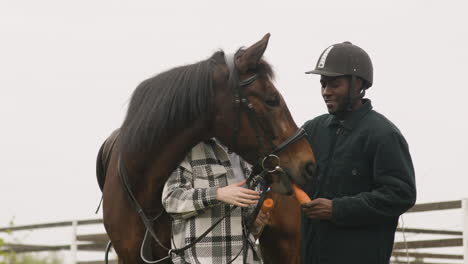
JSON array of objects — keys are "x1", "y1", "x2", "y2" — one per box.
[
  {"x1": 326, "y1": 99, "x2": 373, "y2": 130},
  {"x1": 210, "y1": 138, "x2": 252, "y2": 173},
  {"x1": 205, "y1": 138, "x2": 229, "y2": 162}
]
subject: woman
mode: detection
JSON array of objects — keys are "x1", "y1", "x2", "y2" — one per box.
[{"x1": 162, "y1": 138, "x2": 269, "y2": 264}]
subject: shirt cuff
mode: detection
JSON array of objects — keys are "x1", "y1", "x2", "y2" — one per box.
[
  {"x1": 204, "y1": 186, "x2": 221, "y2": 207},
  {"x1": 330, "y1": 198, "x2": 343, "y2": 224}
]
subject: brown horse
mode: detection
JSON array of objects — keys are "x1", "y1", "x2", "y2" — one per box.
[{"x1": 96, "y1": 34, "x2": 315, "y2": 264}]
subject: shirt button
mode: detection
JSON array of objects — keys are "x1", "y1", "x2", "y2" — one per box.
[{"x1": 351, "y1": 169, "x2": 358, "y2": 176}]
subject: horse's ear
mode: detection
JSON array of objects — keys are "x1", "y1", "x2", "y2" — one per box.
[{"x1": 236, "y1": 33, "x2": 270, "y2": 73}]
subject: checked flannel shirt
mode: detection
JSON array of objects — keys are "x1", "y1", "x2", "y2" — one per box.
[{"x1": 162, "y1": 139, "x2": 261, "y2": 264}]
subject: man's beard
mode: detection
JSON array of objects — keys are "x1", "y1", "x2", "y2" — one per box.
[{"x1": 329, "y1": 96, "x2": 350, "y2": 118}]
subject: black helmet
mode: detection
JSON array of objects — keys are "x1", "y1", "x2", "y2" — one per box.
[{"x1": 306, "y1": 41, "x2": 373, "y2": 88}]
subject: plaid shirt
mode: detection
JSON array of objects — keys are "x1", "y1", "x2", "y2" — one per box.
[{"x1": 162, "y1": 139, "x2": 261, "y2": 264}]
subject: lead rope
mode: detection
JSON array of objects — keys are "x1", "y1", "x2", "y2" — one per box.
[
  {"x1": 104, "y1": 241, "x2": 112, "y2": 264},
  {"x1": 241, "y1": 180, "x2": 269, "y2": 263},
  {"x1": 400, "y1": 216, "x2": 410, "y2": 264},
  {"x1": 118, "y1": 156, "x2": 170, "y2": 251}
]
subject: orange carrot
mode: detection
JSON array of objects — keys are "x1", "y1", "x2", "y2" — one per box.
[
  {"x1": 261, "y1": 198, "x2": 274, "y2": 212},
  {"x1": 292, "y1": 184, "x2": 312, "y2": 204}
]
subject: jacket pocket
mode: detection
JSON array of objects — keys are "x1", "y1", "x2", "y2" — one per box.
[
  {"x1": 333, "y1": 162, "x2": 372, "y2": 196},
  {"x1": 192, "y1": 164, "x2": 228, "y2": 188}
]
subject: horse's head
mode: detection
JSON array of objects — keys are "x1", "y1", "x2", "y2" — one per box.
[{"x1": 210, "y1": 34, "x2": 316, "y2": 195}]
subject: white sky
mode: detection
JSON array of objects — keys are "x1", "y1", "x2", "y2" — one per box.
[{"x1": 1, "y1": 0, "x2": 468, "y2": 261}]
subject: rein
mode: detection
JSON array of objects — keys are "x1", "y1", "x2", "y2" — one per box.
[{"x1": 111, "y1": 52, "x2": 307, "y2": 264}]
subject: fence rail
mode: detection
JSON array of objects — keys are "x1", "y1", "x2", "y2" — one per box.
[
  {"x1": 0, "y1": 218, "x2": 109, "y2": 264},
  {"x1": 396, "y1": 227, "x2": 463, "y2": 236},
  {"x1": 3, "y1": 242, "x2": 108, "y2": 253},
  {"x1": 392, "y1": 252, "x2": 463, "y2": 260},
  {"x1": 407, "y1": 200, "x2": 462, "y2": 213},
  {"x1": 0, "y1": 219, "x2": 103, "y2": 233},
  {"x1": 393, "y1": 238, "x2": 463, "y2": 250}
]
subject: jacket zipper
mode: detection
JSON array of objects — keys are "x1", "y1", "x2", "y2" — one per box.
[
  {"x1": 313, "y1": 126, "x2": 342, "y2": 198},
  {"x1": 324, "y1": 127, "x2": 342, "y2": 176},
  {"x1": 315, "y1": 126, "x2": 341, "y2": 263}
]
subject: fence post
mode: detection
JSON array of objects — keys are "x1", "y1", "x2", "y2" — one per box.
[
  {"x1": 463, "y1": 198, "x2": 468, "y2": 264},
  {"x1": 70, "y1": 220, "x2": 78, "y2": 264}
]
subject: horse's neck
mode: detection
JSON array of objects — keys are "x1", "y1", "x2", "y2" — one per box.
[
  {"x1": 260, "y1": 192, "x2": 302, "y2": 264},
  {"x1": 268, "y1": 192, "x2": 301, "y2": 238},
  {"x1": 132, "y1": 120, "x2": 209, "y2": 209}
]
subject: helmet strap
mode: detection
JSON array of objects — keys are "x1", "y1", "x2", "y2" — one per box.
[
  {"x1": 346, "y1": 76, "x2": 366, "y2": 111},
  {"x1": 346, "y1": 75, "x2": 357, "y2": 111}
]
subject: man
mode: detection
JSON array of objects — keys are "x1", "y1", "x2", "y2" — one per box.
[
  {"x1": 162, "y1": 139, "x2": 269, "y2": 264},
  {"x1": 300, "y1": 41, "x2": 416, "y2": 264}
]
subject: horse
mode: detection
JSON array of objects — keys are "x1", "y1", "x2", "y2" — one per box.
[{"x1": 96, "y1": 34, "x2": 315, "y2": 264}]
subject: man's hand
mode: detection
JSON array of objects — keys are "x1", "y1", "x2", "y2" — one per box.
[
  {"x1": 301, "y1": 198, "x2": 333, "y2": 220},
  {"x1": 216, "y1": 180, "x2": 260, "y2": 207}
]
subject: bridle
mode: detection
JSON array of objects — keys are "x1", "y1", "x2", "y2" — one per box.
[
  {"x1": 224, "y1": 51, "x2": 307, "y2": 180},
  {"x1": 223, "y1": 52, "x2": 308, "y2": 263},
  {"x1": 111, "y1": 51, "x2": 308, "y2": 264}
]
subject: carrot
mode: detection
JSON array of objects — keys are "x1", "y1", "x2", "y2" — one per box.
[
  {"x1": 261, "y1": 198, "x2": 274, "y2": 212},
  {"x1": 292, "y1": 184, "x2": 312, "y2": 204}
]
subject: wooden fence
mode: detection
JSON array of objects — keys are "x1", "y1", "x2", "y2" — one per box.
[
  {"x1": 1, "y1": 199, "x2": 468, "y2": 264},
  {"x1": 391, "y1": 199, "x2": 468, "y2": 264},
  {"x1": 0, "y1": 219, "x2": 113, "y2": 264}
]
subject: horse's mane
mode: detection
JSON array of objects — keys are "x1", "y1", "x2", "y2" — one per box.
[{"x1": 119, "y1": 49, "x2": 274, "y2": 154}]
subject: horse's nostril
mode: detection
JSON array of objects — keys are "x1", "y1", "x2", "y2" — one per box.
[{"x1": 305, "y1": 162, "x2": 316, "y2": 177}]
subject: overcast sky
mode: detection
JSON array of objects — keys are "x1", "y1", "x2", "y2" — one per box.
[{"x1": 1, "y1": 0, "x2": 468, "y2": 260}]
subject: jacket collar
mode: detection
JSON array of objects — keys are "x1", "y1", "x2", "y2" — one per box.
[
  {"x1": 326, "y1": 99, "x2": 373, "y2": 130},
  {"x1": 205, "y1": 138, "x2": 230, "y2": 162}
]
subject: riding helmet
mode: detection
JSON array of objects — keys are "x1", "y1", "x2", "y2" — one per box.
[{"x1": 306, "y1": 41, "x2": 373, "y2": 88}]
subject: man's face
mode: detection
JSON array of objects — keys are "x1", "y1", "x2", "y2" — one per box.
[{"x1": 320, "y1": 75, "x2": 350, "y2": 115}]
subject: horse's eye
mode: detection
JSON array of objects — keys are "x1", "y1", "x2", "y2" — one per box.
[{"x1": 265, "y1": 96, "x2": 280, "y2": 107}]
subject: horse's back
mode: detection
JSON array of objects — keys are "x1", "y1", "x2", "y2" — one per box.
[{"x1": 96, "y1": 128, "x2": 121, "y2": 191}]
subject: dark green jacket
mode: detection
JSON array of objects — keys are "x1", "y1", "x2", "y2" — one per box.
[{"x1": 301, "y1": 99, "x2": 416, "y2": 264}]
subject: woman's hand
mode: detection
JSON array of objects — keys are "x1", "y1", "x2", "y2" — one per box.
[
  {"x1": 252, "y1": 209, "x2": 271, "y2": 238},
  {"x1": 255, "y1": 209, "x2": 271, "y2": 227},
  {"x1": 216, "y1": 180, "x2": 260, "y2": 207}
]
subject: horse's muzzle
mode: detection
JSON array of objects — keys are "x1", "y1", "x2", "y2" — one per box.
[
  {"x1": 296, "y1": 161, "x2": 316, "y2": 188},
  {"x1": 305, "y1": 162, "x2": 316, "y2": 179}
]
